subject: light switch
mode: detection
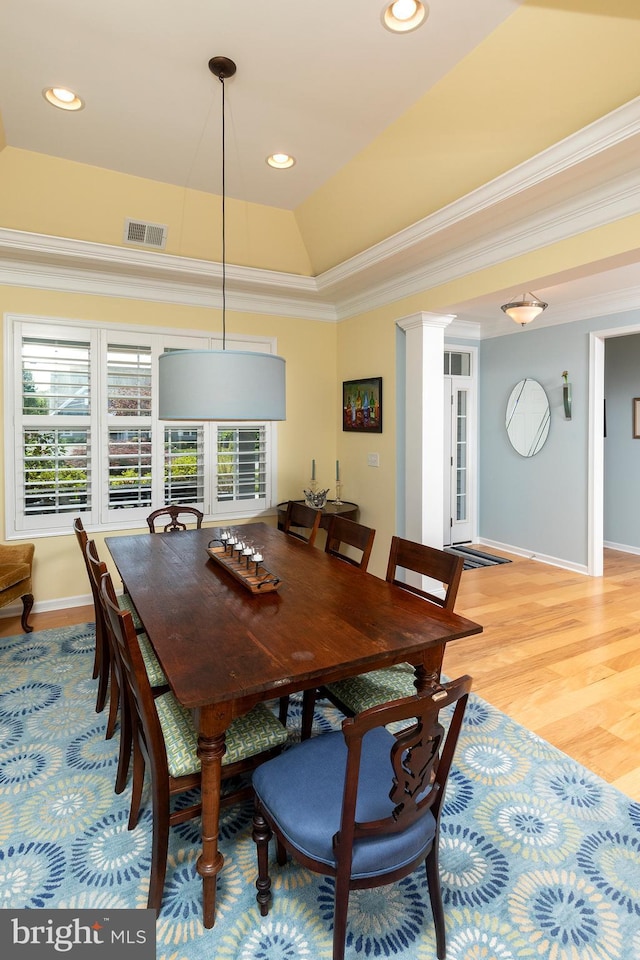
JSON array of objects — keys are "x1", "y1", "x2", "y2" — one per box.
[{"x1": 367, "y1": 453, "x2": 380, "y2": 467}]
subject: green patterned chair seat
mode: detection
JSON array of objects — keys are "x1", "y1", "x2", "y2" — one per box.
[
  {"x1": 155, "y1": 697, "x2": 289, "y2": 780},
  {"x1": 118, "y1": 592, "x2": 144, "y2": 631},
  {"x1": 136, "y1": 632, "x2": 168, "y2": 688},
  {"x1": 326, "y1": 662, "x2": 417, "y2": 715}
]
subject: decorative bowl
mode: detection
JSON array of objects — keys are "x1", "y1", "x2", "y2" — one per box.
[{"x1": 303, "y1": 488, "x2": 329, "y2": 509}]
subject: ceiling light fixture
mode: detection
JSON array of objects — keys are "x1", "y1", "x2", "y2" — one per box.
[
  {"x1": 501, "y1": 292, "x2": 548, "y2": 327},
  {"x1": 159, "y1": 57, "x2": 286, "y2": 421},
  {"x1": 382, "y1": 0, "x2": 428, "y2": 34},
  {"x1": 266, "y1": 153, "x2": 296, "y2": 169},
  {"x1": 43, "y1": 86, "x2": 84, "y2": 111}
]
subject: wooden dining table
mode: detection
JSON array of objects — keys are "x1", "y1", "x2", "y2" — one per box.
[{"x1": 106, "y1": 522, "x2": 482, "y2": 927}]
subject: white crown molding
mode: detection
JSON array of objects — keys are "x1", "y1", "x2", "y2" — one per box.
[{"x1": 2, "y1": 96, "x2": 640, "y2": 331}]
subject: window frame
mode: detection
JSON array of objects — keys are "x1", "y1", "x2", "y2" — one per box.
[{"x1": 4, "y1": 314, "x2": 279, "y2": 538}]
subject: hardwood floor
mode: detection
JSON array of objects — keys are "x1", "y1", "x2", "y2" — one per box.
[
  {"x1": 2, "y1": 548, "x2": 638, "y2": 801},
  {"x1": 445, "y1": 547, "x2": 640, "y2": 802}
]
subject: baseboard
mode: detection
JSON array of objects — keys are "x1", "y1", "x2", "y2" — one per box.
[
  {"x1": 0, "y1": 592, "x2": 94, "y2": 621},
  {"x1": 476, "y1": 538, "x2": 590, "y2": 576},
  {"x1": 603, "y1": 540, "x2": 640, "y2": 555}
]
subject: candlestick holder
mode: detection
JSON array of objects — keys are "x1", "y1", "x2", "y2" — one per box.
[
  {"x1": 334, "y1": 481, "x2": 343, "y2": 506},
  {"x1": 308, "y1": 478, "x2": 319, "y2": 494}
]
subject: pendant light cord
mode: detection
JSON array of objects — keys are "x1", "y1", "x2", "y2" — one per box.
[{"x1": 219, "y1": 72, "x2": 227, "y2": 351}]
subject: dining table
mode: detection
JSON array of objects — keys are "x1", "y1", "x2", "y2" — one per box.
[{"x1": 105, "y1": 521, "x2": 482, "y2": 927}]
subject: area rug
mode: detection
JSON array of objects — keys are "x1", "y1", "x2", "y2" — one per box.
[
  {"x1": 446, "y1": 545, "x2": 512, "y2": 570},
  {"x1": 1, "y1": 624, "x2": 639, "y2": 960}
]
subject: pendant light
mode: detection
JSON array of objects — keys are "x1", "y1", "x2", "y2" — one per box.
[
  {"x1": 501, "y1": 292, "x2": 548, "y2": 327},
  {"x1": 159, "y1": 57, "x2": 286, "y2": 421}
]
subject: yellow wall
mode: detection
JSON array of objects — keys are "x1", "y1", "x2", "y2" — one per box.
[
  {"x1": 0, "y1": 284, "x2": 337, "y2": 605},
  {"x1": 295, "y1": 0, "x2": 640, "y2": 273},
  {"x1": 0, "y1": 148, "x2": 313, "y2": 276}
]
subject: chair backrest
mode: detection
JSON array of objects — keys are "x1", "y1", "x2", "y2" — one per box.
[
  {"x1": 324, "y1": 515, "x2": 375, "y2": 571},
  {"x1": 99, "y1": 569, "x2": 168, "y2": 780},
  {"x1": 336, "y1": 675, "x2": 472, "y2": 861},
  {"x1": 147, "y1": 505, "x2": 204, "y2": 533},
  {"x1": 282, "y1": 500, "x2": 322, "y2": 546},
  {"x1": 385, "y1": 536, "x2": 463, "y2": 610}
]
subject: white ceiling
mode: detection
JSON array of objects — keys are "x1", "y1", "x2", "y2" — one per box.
[
  {"x1": 2, "y1": 0, "x2": 640, "y2": 331},
  {"x1": 0, "y1": 0, "x2": 522, "y2": 210}
]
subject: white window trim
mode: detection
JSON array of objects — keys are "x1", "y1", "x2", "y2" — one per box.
[{"x1": 4, "y1": 313, "x2": 279, "y2": 538}]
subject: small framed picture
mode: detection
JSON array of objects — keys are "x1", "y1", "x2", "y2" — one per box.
[
  {"x1": 342, "y1": 377, "x2": 382, "y2": 433},
  {"x1": 633, "y1": 398, "x2": 640, "y2": 438}
]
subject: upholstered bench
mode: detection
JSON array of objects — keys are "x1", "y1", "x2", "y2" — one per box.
[{"x1": 0, "y1": 542, "x2": 35, "y2": 632}]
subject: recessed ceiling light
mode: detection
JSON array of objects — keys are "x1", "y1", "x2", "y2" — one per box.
[
  {"x1": 43, "y1": 87, "x2": 84, "y2": 111},
  {"x1": 382, "y1": 0, "x2": 428, "y2": 33},
  {"x1": 266, "y1": 153, "x2": 296, "y2": 169}
]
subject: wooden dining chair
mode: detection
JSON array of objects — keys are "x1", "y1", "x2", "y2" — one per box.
[
  {"x1": 319, "y1": 537, "x2": 465, "y2": 719},
  {"x1": 99, "y1": 570, "x2": 290, "y2": 914},
  {"x1": 297, "y1": 515, "x2": 377, "y2": 737},
  {"x1": 253, "y1": 675, "x2": 473, "y2": 960},
  {"x1": 282, "y1": 500, "x2": 322, "y2": 547},
  {"x1": 324, "y1": 514, "x2": 376, "y2": 570},
  {"x1": 86, "y1": 538, "x2": 168, "y2": 793},
  {"x1": 73, "y1": 517, "x2": 110, "y2": 714},
  {"x1": 146, "y1": 505, "x2": 203, "y2": 533}
]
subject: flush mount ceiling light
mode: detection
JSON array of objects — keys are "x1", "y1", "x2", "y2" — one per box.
[
  {"x1": 382, "y1": 0, "x2": 428, "y2": 33},
  {"x1": 43, "y1": 86, "x2": 84, "y2": 111},
  {"x1": 266, "y1": 153, "x2": 296, "y2": 169},
  {"x1": 501, "y1": 292, "x2": 548, "y2": 327},
  {"x1": 159, "y1": 57, "x2": 286, "y2": 421}
]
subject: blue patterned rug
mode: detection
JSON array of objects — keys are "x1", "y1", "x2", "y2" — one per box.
[{"x1": 1, "y1": 624, "x2": 639, "y2": 959}]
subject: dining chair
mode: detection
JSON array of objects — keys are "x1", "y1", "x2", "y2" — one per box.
[
  {"x1": 0, "y1": 541, "x2": 35, "y2": 634},
  {"x1": 318, "y1": 536, "x2": 465, "y2": 719},
  {"x1": 296, "y1": 516, "x2": 377, "y2": 737},
  {"x1": 74, "y1": 517, "x2": 146, "y2": 718},
  {"x1": 282, "y1": 500, "x2": 322, "y2": 547},
  {"x1": 146, "y1": 504, "x2": 204, "y2": 533},
  {"x1": 73, "y1": 517, "x2": 110, "y2": 714},
  {"x1": 324, "y1": 514, "x2": 376, "y2": 570},
  {"x1": 253, "y1": 675, "x2": 473, "y2": 960},
  {"x1": 99, "y1": 569, "x2": 290, "y2": 914},
  {"x1": 86, "y1": 538, "x2": 168, "y2": 794}
]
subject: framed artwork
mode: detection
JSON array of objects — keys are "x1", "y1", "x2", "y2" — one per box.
[
  {"x1": 343, "y1": 377, "x2": 382, "y2": 433},
  {"x1": 633, "y1": 398, "x2": 640, "y2": 438}
]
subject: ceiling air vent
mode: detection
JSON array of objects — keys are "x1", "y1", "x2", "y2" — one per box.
[{"x1": 123, "y1": 219, "x2": 167, "y2": 250}]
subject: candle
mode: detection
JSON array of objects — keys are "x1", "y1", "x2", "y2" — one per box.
[
  {"x1": 311, "y1": 459, "x2": 316, "y2": 481},
  {"x1": 336, "y1": 459, "x2": 340, "y2": 481}
]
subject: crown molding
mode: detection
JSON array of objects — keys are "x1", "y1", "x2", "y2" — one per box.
[{"x1": 1, "y1": 96, "x2": 640, "y2": 331}]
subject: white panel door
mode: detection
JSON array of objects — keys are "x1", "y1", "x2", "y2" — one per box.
[{"x1": 443, "y1": 376, "x2": 475, "y2": 545}]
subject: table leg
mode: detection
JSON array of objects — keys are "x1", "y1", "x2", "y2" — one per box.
[
  {"x1": 196, "y1": 706, "x2": 229, "y2": 928},
  {"x1": 413, "y1": 645, "x2": 444, "y2": 694}
]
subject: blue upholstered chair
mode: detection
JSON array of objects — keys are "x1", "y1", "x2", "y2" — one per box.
[
  {"x1": 253, "y1": 675, "x2": 472, "y2": 960},
  {"x1": 99, "y1": 570, "x2": 289, "y2": 913}
]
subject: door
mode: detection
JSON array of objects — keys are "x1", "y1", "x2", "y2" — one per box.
[{"x1": 443, "y1": 369, "x2": 476, "y2": 546}]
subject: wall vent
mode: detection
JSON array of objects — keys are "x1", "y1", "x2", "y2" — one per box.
[{"x1": 123, "y1": 219, "x2": 167, "y2": 250}]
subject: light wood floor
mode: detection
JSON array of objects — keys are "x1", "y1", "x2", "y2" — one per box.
[{"x1": 3, "y1": 548, "x2": 639, "y2": 802}]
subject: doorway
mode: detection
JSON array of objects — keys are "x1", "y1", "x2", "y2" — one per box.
[{"x1": 443, "y1": 349, "x2": 477, "y2": 546}]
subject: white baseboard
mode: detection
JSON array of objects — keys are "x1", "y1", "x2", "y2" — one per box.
[
  {"x1": 476, "y1": 538, "x2": 590, "y2": 576},
  {"x1": 603, "y1": 540, "x2": 640, "y2": 556},
  {"x1": 0, "y1": 592, "x2": 94, "y2": 621}
]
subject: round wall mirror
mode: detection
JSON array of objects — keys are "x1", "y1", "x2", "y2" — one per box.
[{"x1": 505, "y1": 378, "x2": 550, "y2": 457}]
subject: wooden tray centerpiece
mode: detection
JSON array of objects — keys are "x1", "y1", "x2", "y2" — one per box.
[{"x1": 206, "y1": 535, "x2": 282, "y2": 594}]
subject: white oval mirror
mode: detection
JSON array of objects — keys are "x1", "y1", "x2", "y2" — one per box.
[{"x1": 505, "y1": 378, "x2": 550, "y2": 457}]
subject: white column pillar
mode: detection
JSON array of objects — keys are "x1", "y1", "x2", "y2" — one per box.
[{"x1": 396, "y1": 311, "x2": 455, "y2": 558}]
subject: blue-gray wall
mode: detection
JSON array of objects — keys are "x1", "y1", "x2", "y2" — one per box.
[
  {"x1": 604, "y1": 332, "x2": 640, "y2": 550},
  {"x1": 479, "y1": 309, "x2": 640, "y2": 567}
]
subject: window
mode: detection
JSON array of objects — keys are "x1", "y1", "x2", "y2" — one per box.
[{"x1": 6, "y1": 317, "x2": 277, "y2": 536}]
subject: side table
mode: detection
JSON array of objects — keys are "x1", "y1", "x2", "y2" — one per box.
[{"x1": 276, "y1": 500, "x2": 359, "y2": 531}]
